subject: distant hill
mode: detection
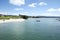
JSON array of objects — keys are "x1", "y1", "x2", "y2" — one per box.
[{"x1": 28, "y1": 16, "x2": 60, "y2": 18}]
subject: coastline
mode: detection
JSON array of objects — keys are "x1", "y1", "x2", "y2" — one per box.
[{"x1": 0, "y1": 19, "x2": 25, "y2": 23}]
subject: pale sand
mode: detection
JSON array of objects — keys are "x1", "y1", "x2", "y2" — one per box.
[{"x1": 0, "y1": 19, "x2": 25, "y2": 23}]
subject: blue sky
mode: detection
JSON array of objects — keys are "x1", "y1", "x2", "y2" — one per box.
[{"x1": 0, "y1": 0, "x2": 60, "y2": 16}]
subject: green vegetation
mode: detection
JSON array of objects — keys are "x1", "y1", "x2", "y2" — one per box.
[
  {"x1": 0, "y1": 14, "x2": 29, "y2": 20},
  {"x1": 0, "y1": 14, "x2": 8, "y2": 20},
  {"x1": 0, "y1": 15, "x2": 10, "y2": 20}
]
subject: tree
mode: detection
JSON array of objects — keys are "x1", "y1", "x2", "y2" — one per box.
[{"x1": 19, "y1": 14, "x2": 28, "y2": 19}]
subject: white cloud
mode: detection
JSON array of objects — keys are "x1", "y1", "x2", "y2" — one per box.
[
  {"x1": 0, "y1": 12, "x2": 19, "y2": 15},
  {"x1": 19, "y1": 12, "x2": 37, "y2": 16},
  {"x1": 58, "y1": 8, "x2": 60, "y2": 11},
  {"x1": 39, "y1": 2, "x2": 47, "y2": 6},
  {"x1": 10, "y1": 13, "x2": 19, "y2": 15},
  {"x1": 14, "y1": 8, "x2": 24, "y2": 11},
  {"x1": 40, "y1": 13, "x2": 60, "y2": 16},
  {"x1": 46, "y1": 8, "x2": 60, "y2": 12},
  {"x1": 9, "y1": 0, "x2": 25, "y2": 6},
  {"x1": 0, "y1": 12, "x2": 8, "y2": 15},
  {"x1": 20, "y1": 12, "x2": 29, "y2": 15},
  {"x1": 28, "y1": 3, "x2": 37, "y2": 8},
  {"x1": 41, "y1": 8, "x2": 60, "y2": 16},
  {"x1": 47, "y1": 8, "x2": 57, "y2": 12}
]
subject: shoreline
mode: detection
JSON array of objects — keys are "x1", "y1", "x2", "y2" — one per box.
[{"x1": 0, "y1": 19, "x2": 25, "y2": 23}]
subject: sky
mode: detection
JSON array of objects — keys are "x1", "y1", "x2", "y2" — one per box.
[{"x1": 0, "y1": 0, "x2": 60, "y2": 16}]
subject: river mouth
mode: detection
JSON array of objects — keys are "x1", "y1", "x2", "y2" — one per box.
[{"x1": 0, "y1": 18, "x2": 60, "y2": 40}]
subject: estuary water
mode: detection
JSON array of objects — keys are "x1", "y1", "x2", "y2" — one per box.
[{"x1": 0, "y1": 18, "x2": 60, "y2": 40}]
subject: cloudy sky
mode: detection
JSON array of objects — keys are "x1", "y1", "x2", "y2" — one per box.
[{"x1": 0, "y1": 0, "x2": 60, "y2": 16}]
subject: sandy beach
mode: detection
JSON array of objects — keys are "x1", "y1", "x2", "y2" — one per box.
[{"x1": 0, "y1": 19, "x2": 25, "y2": 23}]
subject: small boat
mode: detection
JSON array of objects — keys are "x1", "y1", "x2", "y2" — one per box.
[
  {"x1": 58, "y1": 20, "x2": 60, "y2": 21},
  {"x1": 36, "y1": 20, "x2": 40, "y2": 22},
  {"x1": 56, "y1": 19, "x2": 58, "y2": 20}
]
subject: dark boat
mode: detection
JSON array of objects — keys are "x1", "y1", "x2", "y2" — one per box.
[
  {"x1": 36, "y1": 20, "x2": 40, "y2": 22},
  {"x1": 58, "y1": 20, "x2": 60, "y2": 21},
  {"x1": 56, "y1": 18, "x2": 60, "y2": 21}
]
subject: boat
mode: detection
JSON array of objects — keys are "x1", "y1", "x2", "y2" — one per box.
[
  {"x1": 36, "y1": 20, "x2": 40, "y2": 22},
  {"x1": 58, "y1": 20, "x2": 60, "y2": 21}
]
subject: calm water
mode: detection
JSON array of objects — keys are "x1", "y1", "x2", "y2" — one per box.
[{"x1": 0, "y1": 18, "x2": 60, "y2": 40}]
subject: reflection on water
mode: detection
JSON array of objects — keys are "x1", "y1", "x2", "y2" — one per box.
[{"x1": 0, "y1": 18, "x2": 60, "y2": 40}]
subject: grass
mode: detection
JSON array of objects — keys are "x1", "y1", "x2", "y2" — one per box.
[
  {"x1": 0, "y1": 15, "x2": 29, "y2": 20},
  {"x1": 0, "y1": 16, "x2": 22, "y2": 20}
]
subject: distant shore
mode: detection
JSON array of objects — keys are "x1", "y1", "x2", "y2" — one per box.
[{"x1": 0, "y1": 19, "x2": 25, "y2": 23}]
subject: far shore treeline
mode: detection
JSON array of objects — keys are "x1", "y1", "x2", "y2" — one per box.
[{"x1": 0, "y1": 14, "x2": 60, "y2": 20}]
